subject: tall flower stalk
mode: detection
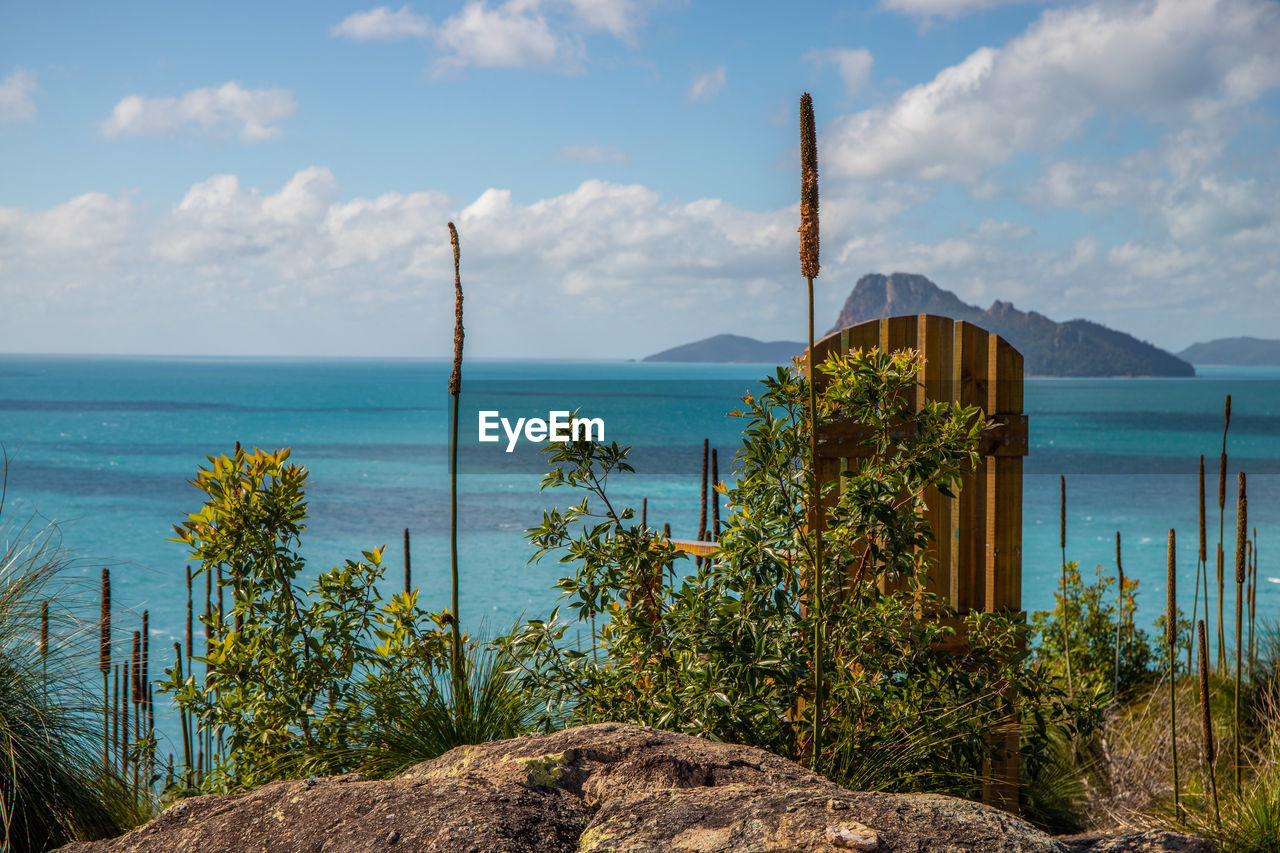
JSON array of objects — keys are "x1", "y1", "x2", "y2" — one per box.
[
  {"x1": 1198, "y1": 619, "x2": 1221, "y2": 829},
  {"x1": 1167, "y1": 528, "x2": 1180, "y2": 823},
  {"x1": 799, "y1": 91, "x2": 824, "y2": 767},
  {"x1": 100, "y1": 567, "x2": 111, "y2": 771},
  {"x1": 1060, "y1": 475, "x2": 1074, "y2": 698},
  {"x1": 1114, "y1": 531, "x2": 1123, "y2": 698},
  {"x1": 447, "y1": 222, "x2": 466, "y2": 697},
  {"x1": 1233, "y1": 471, "x2": 1246, "y2": 794},
  {"x1": 1191, "y1": 455, "x2": 1205, "y2": 673},
  {"x1": 1216, "y1": 395, "x2": 1230, "y2": 671}
]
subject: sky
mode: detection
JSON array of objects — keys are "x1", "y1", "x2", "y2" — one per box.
[{"x1": 1, "y1": 0, "x2": 1278, "y2": 359}]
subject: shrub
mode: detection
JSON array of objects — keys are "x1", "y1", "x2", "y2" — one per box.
[
  {"x1": 161, "y1": 446, "x2": 463, "y2": 791},
  {"x1": 500, "y1": 350, "x2": 1089, "y2": 797},
  {"x1": 1031, "y1": 561, "x2": 1158, "y2": 698}
]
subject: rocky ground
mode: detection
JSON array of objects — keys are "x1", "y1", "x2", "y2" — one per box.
[{"x1": 56, "y1": 723, "x2": 1213, "y2": 852}]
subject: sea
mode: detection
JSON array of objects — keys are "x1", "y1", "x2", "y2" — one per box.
[{"x1": 1, "y1": 355, "x2": 1278, "y2": 751}]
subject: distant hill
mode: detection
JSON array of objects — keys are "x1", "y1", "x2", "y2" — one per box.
[
  {"x1": 1178, "y1": 337, "x2": 1280, "y2": 366},
  {"x1": 643, "y1": 334, "x2": 803, "y2": 364},
  {"x1": 828, "y1": 273, "x2": 1194, "y2": 377}
]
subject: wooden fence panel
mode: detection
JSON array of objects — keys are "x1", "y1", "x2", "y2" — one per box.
[
  {"x1": 678, "y1": 313, "x2": 1028, "y2": 812},
  {"x1": 813, "y1": 313, "x2": 1027, "y2": 813}
]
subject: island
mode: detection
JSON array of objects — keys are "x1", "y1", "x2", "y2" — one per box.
[
  {"x1": 1178, "y1": 336, "x2": 1280, "y2": 366},
  {"x1": 645, "y1": 273, "x2": 1195, "y2": 377}
]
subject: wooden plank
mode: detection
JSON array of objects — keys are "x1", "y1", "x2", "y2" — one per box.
[
  {"x1": 985, "y1": 457, "x2": 1023, "y2": 611},
  {"x1": 916, "y1": 315, "x2": 954, "y2": 410},
  {"x1": 879, "y1": 315, "x2": 919, "y2": 362},
  {"x1": 952, "y1": 321, "x2": 990, "y2": 613},
  {"x1": 988, "y1": 333, "x2": 1024, "y2": 414},
  {"x1": 918, "y1": 316, "x2": 954, "y2": 605},
  {"x1": 876, "y1": 315, "x2": 918, "y2": 596},
  {"x1": 983, "y1": 704, "x2": 1021, "y2": 812},
  {"x1": 985, "y1": 335, "x2": 1024, "y2": 613},
  {"x1": 669, "y1": 538, "x2": 720, "y2": 557},
  {"x1": 982, "y1": 333, "x2": 1024, "y2": 810},
  {"x1": 821, "y1": 319, "x2": 879, "y2": 596}
]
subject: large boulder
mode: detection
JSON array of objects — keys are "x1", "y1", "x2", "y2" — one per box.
[{"x1": 56, "y1": 723, "x2": 1208, "y2": 852}]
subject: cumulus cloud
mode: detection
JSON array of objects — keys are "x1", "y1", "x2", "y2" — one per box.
[
  {"x1": 560, "y1": 0, "x2": 643, "y2": 43},
  {"x1": 557, "y1": 143, "x2": 628, "y2": 163},
  {"x1": 0, "y1": 169, "x2": 922, "y2": 355},
  {"x1": 100, "y1": 82, "x2": 297, "y2": 141},
  {"x1": 805, "y1": 48, "x2": 873, "y2": 97},
  {"x1": 688, "y1": 65, "x2": 726, "y2": 102},
  {"x1": 331, "y1": 5, "x2": 431, "y2": 40},
  {"x1": 880, "y1": 0, "x2": 1037, "y2": 20},
  {"x1": 433, "y1": 2, "x2": 568, "y2": 73},
  {"x1": 336, "y1": 0, "x2": 648, "y2": 73},
  {"x1": 0, "y1": 68, "x2": 37, "y2": 124},
  {"x1": 3, "y1": 159, "x2": 1277, "y2": 356},
  {"x1": 827, "y1": 0, "x2": 1280, "y2": 182}
]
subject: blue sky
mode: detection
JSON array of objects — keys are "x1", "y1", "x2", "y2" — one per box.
[{"x1": 1, "y1": 0, "x2": 1277, "y2": 357}]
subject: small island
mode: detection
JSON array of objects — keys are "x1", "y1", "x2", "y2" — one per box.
[{"x1": 1178, "y1": 336, "x2": 1280, "y2": 365}]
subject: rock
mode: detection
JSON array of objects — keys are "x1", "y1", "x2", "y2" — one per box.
[
  {"x1": 826, "y1": 273, "x2": 1194, "y2": 377},
  {"x1": 53, "y1": 723, "x2": 1203, "y2": 853},
  {"x1": 1055, "y1": 830, "x2": 1216, "y2": 852}
]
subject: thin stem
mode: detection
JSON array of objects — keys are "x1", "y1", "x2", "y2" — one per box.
[
  {"x1": 1114, "y1": 531, "x2": 1123, "y2": 698},
  {"x1": 450, "y1": 390, "x2": 463, "y2": 690},
  {"x1": 1060, "y1": 475, "x2": 1075, "y2": 699},
  {"x1": 808, "y1": 275, "x2": 824, "y2": 769}
]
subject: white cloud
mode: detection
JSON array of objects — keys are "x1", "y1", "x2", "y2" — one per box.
[
  {"x1": 880, "y1": 0, "x2": 1036, "y2": 20},
  {"x1": 331, "y1": 5, "x2": 431, "y2": 40},
  {"x1": 3, "y1": 163, "x2": 1278, "y2": 356},
  {"x1": 0, "y1": 192, "x2": 132, "y2": 254},
  {"x1": 100, "y1": 82, "x2": 297, "y2": 141},
  {"x1": 805, "y1": 48, "x2": 873, "y2": 97},
  {"x1": 688, "y1": 65, "x2": 726, "y2": 102},
  {"x1": 1106, "y1": 242, "x2": 1204, "y2": 280},
  {"x1": 433, "y1": 2, "x2": 569, "y2": 73},
  {"x1": 0, "y1": 68, "x2": 37, "y2": 124},
  {"x1": 335, "y1": 0, "x2": 650, "y2": 73},
  {"x1": 560, "y1": 0, "x2": 642, "y2": 42},
  {"x1": 828, "y1": 0, "x2": 1280, "y2": 182},
  {"x1": 557, "y1": 143, "x2": 628, "y2": 163}
]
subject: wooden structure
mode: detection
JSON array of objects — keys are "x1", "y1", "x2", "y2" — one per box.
[
  {"x1": 809, "y1": 314, "x2": 1027, "y2": 810},
  {"x1": 673, "y1": 313, "x2": 1028, "y2": 811}
]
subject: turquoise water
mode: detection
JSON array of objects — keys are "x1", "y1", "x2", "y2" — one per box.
[{"x1": 1, "y1": 356, "x2": 1278, "y2": 751}]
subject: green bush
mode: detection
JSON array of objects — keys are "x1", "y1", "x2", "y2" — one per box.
[
  {"x1": 161, "y1": 446, "x2": 490, "y2": 792},
  {"x1": 1031, "y1": 561, "x2": 1157, "y2": 698},
  {"x1": 501, "y1": 350, "x2": 1090, "y2": 797}
]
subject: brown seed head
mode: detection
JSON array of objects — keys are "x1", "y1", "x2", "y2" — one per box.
[
  {"x1": 1224, "y1": 394, "x2": 1231, "y2": 433},
  {"x1": 448, "y1": 222, "x2": 464, "y2": 397},
  {"x1": 1115, "y1": 531, "x2": 1122, "y2": 574},
  {"x1": 100, "y1": 568, "x2": 111, "y2": 675},
  {"x1": 131, "y1": 630, "x2": 142, "y2": 704},
  {"x1": 1198, "y1": 620, "x2": 1213, "y2": 763},
  {"x1": 1236, "y1": 472, "x2": 1247, "y2": 585},
  {"x1": 40, "y1": 600, "x2": 49, "y2": 657},
  {"x1": 1166, "y1": 529, "x2": 1177, "y2": 646},
  {"x1": 1218, "y1": 452, "x2": 1227, "y2": 509},
  {"x1": 799, "y1": 93, "x2": 820, "y2": 280}
]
